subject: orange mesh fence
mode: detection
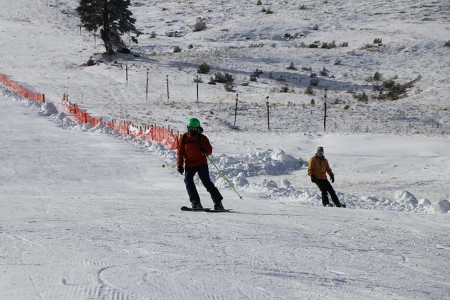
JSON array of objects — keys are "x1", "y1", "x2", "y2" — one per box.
[
  {"x1": 0, "y1": 76, "x2": 179, "y2": 150},
  {"x1": 0, "y1": 73, "x2": 45, "y2": 103},
  {"x1": 62, "y1": 94, "x2": 178, "y2": 149}
]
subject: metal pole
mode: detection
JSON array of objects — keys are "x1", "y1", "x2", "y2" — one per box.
[
  {"x1": 266, "y1": 96, "x2": 270, "y2": 130},
  {"x1": 206, "y1": 156, "x2": 243, "y2": 199}
]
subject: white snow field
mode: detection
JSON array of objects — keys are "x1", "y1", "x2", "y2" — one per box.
[
  {"x1": 1, "y1": 90, "x2": 450, "y2": 299},
  {"x1": 0, "y1": 0, "x2": 449, "y2": 299}
]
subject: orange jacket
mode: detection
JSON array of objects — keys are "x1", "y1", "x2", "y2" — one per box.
[
  {"x1": 177, "y1": 133, "x2": 213, "y2": 168},
  {"x1": 308, "y1": 155, "x2": 334, "y2": 179}
]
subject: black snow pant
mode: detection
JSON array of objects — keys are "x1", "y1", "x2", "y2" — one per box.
[
  {"x1": 314, "y1": 179, "x2": 341, "y2": 207},
  {"x1": 184, "y1": 164, "x2": 223, "y2": 205}
]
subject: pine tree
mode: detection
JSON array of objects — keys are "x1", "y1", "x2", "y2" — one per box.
[{"x1": 77, "y1": 0, "x2": 141, "y2": 56}]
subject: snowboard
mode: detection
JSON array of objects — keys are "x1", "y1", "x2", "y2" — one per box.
[
  {"x1": 181, "y1": 206, "x2": 232, "y2": 213},
  {"x1": 181, "y1": 206, "x2": 207, "y2": 211},
  {"x1": 324, "y1": 204, "x2": 347, "y2": 208},
  {"x1": 203, "y1": 208, "x2": 233, "y2": 213}
]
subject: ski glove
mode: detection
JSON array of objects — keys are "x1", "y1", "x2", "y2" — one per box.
[
  {"x1": 330, "y1": 175, "x2": 334, "y2": 183},
  {"x1": 311, "y1": 176, "x2": 316, "y2": 183},
  {"x1": 177, "y1": 165, "x2": 184, "y2": 175}
]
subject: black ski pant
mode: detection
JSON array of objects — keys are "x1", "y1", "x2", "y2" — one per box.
[
  {"x1": 184, "y1": 164, "x2": 223, "y2": 205},
  {"x1": 314, "y1": 179, "x2": 341, "y2": 207}
]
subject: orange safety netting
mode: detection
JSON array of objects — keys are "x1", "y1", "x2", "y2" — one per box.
[
  {"x1": 0, "y1": 75, "x2": 178, "y2": 150},
  {"x1": 62, "y1": 94, "x2": 179, "y2": 150},
  {"x1": 0, "y1": 73, "x2": 45, "y2": 103}
]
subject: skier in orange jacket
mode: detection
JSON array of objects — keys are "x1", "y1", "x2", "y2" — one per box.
[
  {"x1": 308, "y1": 147, "x2": 344, "y2": 207},
  {"x1": 177, "y1": 118, "x2": 224, "y2": 210}
]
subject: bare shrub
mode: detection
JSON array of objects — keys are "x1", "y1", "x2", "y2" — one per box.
[
  {"x1": 305, "y1": 86, "x2": 314, "y2": 95},
  {"x1": 310, "y1": 78, "x2": 319, "y2": 86},
  {"x1": 373, "y1": 75, "x2": 421, "y2": 100},
  {"x1": 214, "y1": 72, "x2": 234, "y2": 83},
  {"x1": 193, "y1": 76, "x2": 203, "y2": 83},
  {"x1": 354, "y1": 91, "x2": 369, "y2": 102},
  {"x1": 319, "y1": 67, "x2": 329, "y2": 77},
  {"x1": 321, "y1": 41, "x2": 336, "y2": 49},
  {"x1": 193, "y1": 17, "x2": 206, "y2": 32},
  {"x1": 197, "y1": 62, "x2": 210, "y2": 74},
  {"x1": 224, "y1": 81, "x2": 235, "y2": 92},
  {"x1": 373, "y1": 72, "x2": 382, "y2": 81},
  {"x1": 373, "y1": 38, "x2": 383, "y2": 44},
  {"x1": 287, "y1": 62, "x2": 297, "y2": 70}
]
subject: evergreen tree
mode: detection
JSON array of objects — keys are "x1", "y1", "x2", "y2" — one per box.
[{"x1": 77, "y1": 0, "x2": 141, "y2": 56}]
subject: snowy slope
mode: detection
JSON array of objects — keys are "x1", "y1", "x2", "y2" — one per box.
[
  {"x1": 0, "y1": 0, "x2": 450, "y2": 299},
  {"x1": 1, "y1": 89, "x2": 450, "y2": 300}
]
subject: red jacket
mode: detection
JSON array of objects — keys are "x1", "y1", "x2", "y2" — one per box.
[{"x1": 177, "y1": 133, "x2": 213, "y2": 168}]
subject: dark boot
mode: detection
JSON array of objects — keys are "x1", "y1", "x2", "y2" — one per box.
[
  {"x1": 214, "y1": 200, "x2": 225, "y2": 211},
  {"x1": 191, "y1": 202, "x2": 204, "y2": 210}
]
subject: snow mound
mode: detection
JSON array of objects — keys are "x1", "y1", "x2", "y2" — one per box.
[
  {"x1": 394, "y1": 190, "x2": 418, "y2": 208},
  {"x1": 215, "y1": 149, "x2": 302, "y2": 178},
  {"x1": 39, "y1": 101, "x2": 58, "y2": 116},
  {"x1": 434, "y1": 199, "x2": 450, "y2": 214}
]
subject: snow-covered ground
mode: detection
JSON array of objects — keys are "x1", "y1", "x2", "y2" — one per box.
[{"x1": 0, "y1": 0, "x2": 449, "y2": 299}]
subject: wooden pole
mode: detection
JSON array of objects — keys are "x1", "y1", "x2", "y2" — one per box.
[
  {"x1": 126, "y1": 61, "x2": 128, "y2": 85},
  {"x1": 166, "y1": 75, "x2": 170, "y2": 101},
  {"x1": 234, "y1": 94, "x2": 238, "y2": 128},
  {"x1": 196, "y1": 75, "x2": 199, "y2": 102},
  {"x1": 146, "y1": 69, "x2": 149, "y2": 101},
  {"x1": 324, "y1": 89, "x2": 328, "y2": 131}
]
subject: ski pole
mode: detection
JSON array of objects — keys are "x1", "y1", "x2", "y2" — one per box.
[{"x1": 206, "y1": 156, "x2": 243, "y2": 200}]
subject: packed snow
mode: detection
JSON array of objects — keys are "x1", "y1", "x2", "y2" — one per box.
[{"x1": 0, "y1": 0, "x2": 449, "y2": 299}]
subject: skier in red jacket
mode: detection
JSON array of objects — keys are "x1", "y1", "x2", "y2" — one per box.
[{"x1": 177, "y1": 118, "x2": 224, "y2": 210}]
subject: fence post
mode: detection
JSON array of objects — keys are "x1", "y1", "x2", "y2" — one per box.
[
  {"x1": 146, "y1": 69, "x2": 149, "y2": 100},
  {"x1": 196, "y1": 75, "x2": 199, "y2": 102},
  {"x1": 324, "y1": 89, "x2": 327, "y2": 132},
  {"x1": 166, "y1": 75, "x2": 170, "y2": 101},
  {"x1": 126, "y1": 61, "x2": 128, "y2": 85},
  {"x1": 234, "y1": 94, "x2": 238, "y2": 128}
]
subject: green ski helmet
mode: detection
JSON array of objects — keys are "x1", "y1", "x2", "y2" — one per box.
[{"x1": 187, "y1": 117, "x2": 201, "y2": 128}]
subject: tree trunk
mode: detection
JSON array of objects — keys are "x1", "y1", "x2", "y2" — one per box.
[
  {"x1": 101, "y1": 0, "x2": 114, "y2": 56},
  {"x1": 101, "y1": 28, "x2": 114, "y2": 56}
]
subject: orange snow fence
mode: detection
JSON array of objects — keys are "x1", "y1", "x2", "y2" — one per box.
[
  {"x1": 0, "y1": 73, "x2": 45, "y2": 103},
  {"x1": 0, "y1": 75, "x2": 179, "y2": 150},
  {"x1": 62, "y1": 94, "x2": 179, "y2": 150}
]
